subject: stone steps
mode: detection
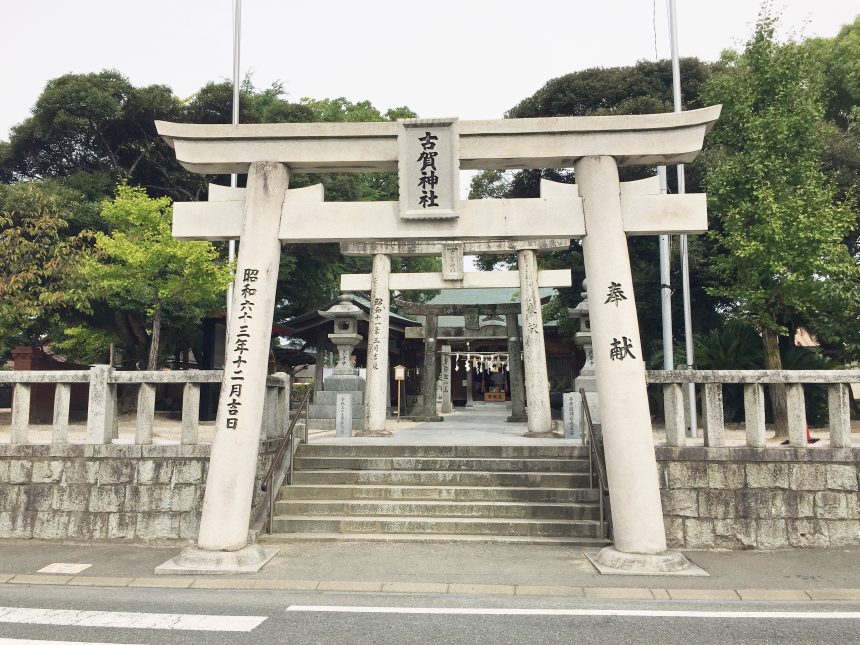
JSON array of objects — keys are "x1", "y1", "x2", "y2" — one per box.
[
  {"x1": 259, "y1": 533, "x2": 610, "y2": 546},
  {"x1": 290, "y1": 469, "x2": 592, "y2": 488},
  {"x1": 279, "y1": 484, "x2": 599, "y2": 503},
  {"x1": 275, "y1": 499, "x2": 600, "y2": 520},
  {"x1": 300, "y1": 445, "x2": 588, "y2": 458},
  {"x1": 271, "y1": 515, "x2": 604, "y2": 538},
  {"x1": 268, "y1": 443, "x2": 607, "y2": 544},
  {"x1": 294, "y1": 456, "x2": 589, "y2": 473}
]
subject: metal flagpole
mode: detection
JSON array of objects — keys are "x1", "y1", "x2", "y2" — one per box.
[
  {"x1": 658, "y1": 171, "x2": 673, "y2": 371},
  {"x1": 226, "y1": 0, "x2": 242, "y2": 324},
  {"x1": 656, "y1": 0, "x2": 674, "y2": 373},
  {"x1": 668, "y1": 0, "x2": 697, "y2": 437}
]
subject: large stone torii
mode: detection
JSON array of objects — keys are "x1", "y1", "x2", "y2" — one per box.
[{"x1": 155, "y1": 106, "x2": 720, "y2": 574}]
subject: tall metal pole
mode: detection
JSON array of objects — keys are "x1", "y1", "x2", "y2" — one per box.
[
  {"x1": 227, "y1": 0, "x2": 242, "y2": 323},
  {"x1": 668, "y1": 0, "x2": 697, "y2": 437},
  {"x1": 658, "y1": 168, "x2": 673, "y2": 371}
]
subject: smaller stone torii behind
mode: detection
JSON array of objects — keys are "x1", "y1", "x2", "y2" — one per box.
[
  {"x1": 393, "y1": 298, "x2": 534, "y2": 423},
  {"x1": 341, "y1": 239, "x2": 571, "y2": 433},
  {"x1": 155, "y1": 106, "x2": 720, "y2": 575}
]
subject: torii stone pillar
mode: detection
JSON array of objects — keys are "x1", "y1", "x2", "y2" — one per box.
[
  {"x1": 420, "y1": 315, "x2": 439, "y2": 419},
  {"x1": 506, "y1": 313, "x2": 526, "y2": 422},
  {"x1": 158, "y1": 161, "x2": 285, "y2": 573},
  {"x1": 314, "y1": 328, "x2": 326, "y2": 395},
  {"x1": 517, "y1": 249, "x2": 552, "y2": 433},
  {"x1": 364, "y1": 253, "x2": 391, "y2": 431},
  {"x1": 575, "y1": 156, "x2": 688, "y2": 572},
  {"x1": 465, "y1": 364, "x2": 475, "y2": 408}
]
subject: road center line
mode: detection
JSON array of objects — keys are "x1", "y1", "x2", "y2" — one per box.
[
  {"x1": 286, "y1": 605, "x2": 860, "y2": 619},
  {"x1": 0, "y1": 638, "x2": 143, "y2": 645},
  {"x1": 0, "y1": 607, "x2": 267, "y2": 632}
]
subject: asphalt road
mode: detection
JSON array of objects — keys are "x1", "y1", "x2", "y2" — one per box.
[{"x1": 1, "y1": 584, "x2": 859, "y2": 645}]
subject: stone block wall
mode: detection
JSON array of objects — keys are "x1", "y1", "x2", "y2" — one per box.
[
  {"x1": 656, "y1": 447, "x2": 859, "y2": 549},
  {"x1": 0, "y1": 441, "x2": 278, "y2": 541}
]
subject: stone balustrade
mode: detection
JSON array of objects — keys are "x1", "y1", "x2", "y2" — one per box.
[
  {"x1": 0, "y1": 367, "x2": 290, "y2": 445},
  {"x1": 647, "y1": 370, "x2": 858, "y2": 448}
]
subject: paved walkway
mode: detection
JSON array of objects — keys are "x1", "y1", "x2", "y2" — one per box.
[
  {"x1": 0, "y1": 540, "x2": 858, "y2": 601},
  {"x1": 316, "y1": 403, "x2": 576, "y2": 445}
]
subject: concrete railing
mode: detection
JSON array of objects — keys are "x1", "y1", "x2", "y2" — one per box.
[
  {"x1": 0, "y1": 367, "x2": 290, "y2": 445},
  {"x1": 647, "y1": 370, "x2": 858, "y2": 449}
]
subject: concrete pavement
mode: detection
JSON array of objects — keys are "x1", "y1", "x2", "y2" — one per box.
[{"x1": 0, "y1": 540, "x2": 858, "y2": 601}]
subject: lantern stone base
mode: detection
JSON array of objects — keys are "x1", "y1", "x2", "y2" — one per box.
[{"x1": 586, "y1": 546, "x2": 708, "y2": 577}]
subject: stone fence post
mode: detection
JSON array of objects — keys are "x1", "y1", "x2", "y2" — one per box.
[{"x1": 86, "y1": 365, "x2": 116, "y2": 444}]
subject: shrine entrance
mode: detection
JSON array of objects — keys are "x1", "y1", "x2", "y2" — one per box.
[
  {"x1": 155, "y1": 106, "x2": 720, "y2": 574},
  {"x1": 394, "y1": 294, "x2": 538, "y2": 424}
]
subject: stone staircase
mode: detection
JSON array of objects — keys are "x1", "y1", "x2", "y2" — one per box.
[{"x1": 260, "y1": 444, "x2": 610, "y2": 545}]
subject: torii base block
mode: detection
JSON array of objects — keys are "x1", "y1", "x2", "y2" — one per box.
[
  {"x1": 155, "y1": 544, "x2": 279, "y2": 576},
  {"x1": 586, "y1": 547, "x2": 708, "y2": 577}
]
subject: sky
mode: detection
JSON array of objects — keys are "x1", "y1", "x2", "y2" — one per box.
[{"x1": 1, "y1": 0, "x2": 857, "y2": 142}]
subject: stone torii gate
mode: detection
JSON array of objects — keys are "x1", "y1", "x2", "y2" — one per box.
[
  {"x1": 154, "y1": 106, "x2": 720, "y2": 575},
  {"x1": 343, "y1": 172, "x2": 682, "y2": 433},
  {"x1": 340, "y1": 236, "x2": 572, "y2": 432},
  {"x1": 394, "y1": 298, "x2": 534, "y2": 422}
]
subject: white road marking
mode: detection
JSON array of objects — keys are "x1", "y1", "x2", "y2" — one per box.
[
  {"x1": 287, "y1": 605, "x2": 860, "y2": 619},
  {"x1": 0, "y1": 607, "x2": 266, "y2": 632},
  {"x1": 0, "y1": 639, "x2": 142, "y2": 644},
  {"x1": 37, "y1": 564, "x2": 93, "y2": 575}
]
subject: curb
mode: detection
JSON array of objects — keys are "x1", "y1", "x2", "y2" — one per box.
[{"x1": 1, "y1": 574, "x2": 860, "y2": 601}]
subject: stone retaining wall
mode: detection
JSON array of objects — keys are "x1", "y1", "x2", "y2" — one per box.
[
  {"x1": 3, "y1": 443, "x2": 857, "y2": 548},
  {"x1": 656, "y1": 447, "x2": 859, "y2": 549},
  {"x1": 0, "y1": 442, "x2": 278, "y2": 541}
]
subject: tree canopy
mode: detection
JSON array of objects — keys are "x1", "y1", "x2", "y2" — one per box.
[
  {"x1": 0, "y1": 72, "x2": 433, "y2": 364},
  {"x1": 2, "y1": 12, "x2": 857, "y2": 371},
  {"x1": 702, "y1": 13, "x2": 860, "y2": 364},
  {"x1": 470, "y1": 58, "x2": 722, "y2": 353},
  {"x1": 0, "y1": 182, "x2": 93, "y2": 355},
  {"x1": 75, "y1": 185, "x2": 232, "y2": 369}
]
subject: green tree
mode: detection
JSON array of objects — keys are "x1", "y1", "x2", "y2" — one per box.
[
  {"x1": 2, "y1": 70, "x2": 197, "y2": 199},
  {"x1": 77, "y1": 185, "x2": 232, "y2": 369},
  {"x1": 0, "y1": 182, "x2": 93, "y2": 356},
  {"x1": 2, "y1": 72, "x2": 430, "y2": 353},
  {"x1": 470, "y1": 58, "x2": 722, "y2": 352},
  {"x1": 701, "y1": 12, "x2": 859, "y2": 436}
]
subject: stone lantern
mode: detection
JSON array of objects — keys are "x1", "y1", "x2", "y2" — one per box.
[
  {"x1": 568, "y1": 279, "x2": 597, "y2": 393},
  {"x1": 319, "y1": 293, "x2": 364, "y2": 378}
]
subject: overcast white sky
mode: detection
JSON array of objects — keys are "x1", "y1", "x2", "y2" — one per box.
[{"x1": 1, "y1": 0, "x2": 857, "y2": 141}]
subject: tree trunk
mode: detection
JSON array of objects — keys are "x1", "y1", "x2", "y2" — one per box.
[
  {"x1": 762, "y1": 327, "x2": 788, "y2": 438},
  {"x1": 146, "y1": 304, "x2": 162, "y2": 371}
]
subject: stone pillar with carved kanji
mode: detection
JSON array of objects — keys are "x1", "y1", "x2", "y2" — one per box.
[
  {"x1": 506, "y1": 313, "x2": 526, "y2": 422},
  {"x1": 364, "y1": 254, "x2": 391, "y2": 432},
  {"x1": 575, "y1": 155, "x2": 669, "y2": 563},
  {"x1": 420, "y1": 315, "x2": 439, "y2": 419},
  {"x1": 517, "y1": 249, "x2": 552, "y2": 433}
]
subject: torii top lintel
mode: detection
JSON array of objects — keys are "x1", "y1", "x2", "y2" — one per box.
[{"x1": 155, "y1": 105, "x2": 720, "y2": 175}]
